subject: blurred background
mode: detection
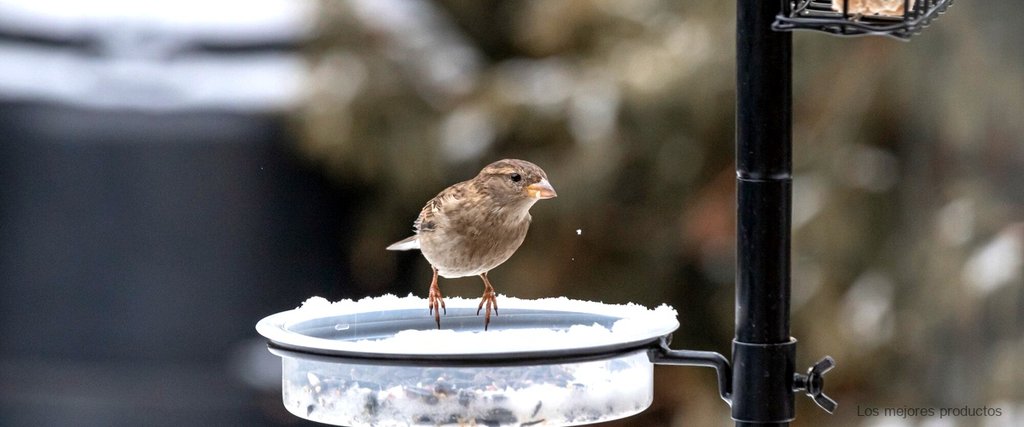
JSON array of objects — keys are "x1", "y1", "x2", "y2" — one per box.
[{"x1": 0, "y1": 0, "x2": 1020, "y2": 426}]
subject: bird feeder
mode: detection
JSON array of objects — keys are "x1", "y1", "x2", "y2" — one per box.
[
  {"x1": 257, "y1": 0, "x2": 953, "y2": 425},
  {"x1": 729, "y1": 0, "x2": 949, "y2": 425},
  {"x1": 774, "y1": 0, "x2": 954, "y2": 39},
  {"x1": 256, "y1": 296, "x2": 730, "y2": 426}
]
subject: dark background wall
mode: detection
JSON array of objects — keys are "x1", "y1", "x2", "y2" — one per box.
[{"x1": 0, "y1": 104, "x2": 353, "y2": 425}]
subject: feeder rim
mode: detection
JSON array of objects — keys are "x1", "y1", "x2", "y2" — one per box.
[
  {"x1": 266, "y1": 337, "x2": 667, "y2": 367},
  {"x1": 255, "y1": 296, "x2": 682, "y2": 363}
]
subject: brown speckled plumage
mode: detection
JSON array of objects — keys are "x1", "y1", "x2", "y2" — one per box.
[{"x1": 387, "y1": 159, "x2": 556, "y2": 330}]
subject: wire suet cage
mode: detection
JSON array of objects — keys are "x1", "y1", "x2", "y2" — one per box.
[{"x1": 774, "y1": 0, "x2": 954, "y2": 39}]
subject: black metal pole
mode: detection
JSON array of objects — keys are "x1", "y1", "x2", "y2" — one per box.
[{"x1": 734, "y1": 0, "x2": 795, "y2": 426}]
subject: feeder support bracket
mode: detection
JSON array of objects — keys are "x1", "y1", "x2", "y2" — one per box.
[{"x1": 650, "y1": 337, "x2": 733, "y2": 404}]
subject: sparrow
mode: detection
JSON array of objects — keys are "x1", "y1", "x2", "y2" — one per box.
[{"x1": 387, "y1": 159, "x2": 557, "y2": 330}]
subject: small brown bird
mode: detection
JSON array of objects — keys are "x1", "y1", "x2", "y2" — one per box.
[{"x1": 387, "y1": 159, "x2": 557, "y2": 330}]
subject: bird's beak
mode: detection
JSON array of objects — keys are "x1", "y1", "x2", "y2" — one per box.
[{"x1": 527, "y1": 179, "x2": 557, "y2": 199}]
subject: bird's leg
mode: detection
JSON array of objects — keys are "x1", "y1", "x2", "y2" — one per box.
[
  {"x1": 476, "y1": 272, "x2": 499, "y2": 330},
  {"x1": 427, "y1": 266, "x2": 445, "y2": 329}
]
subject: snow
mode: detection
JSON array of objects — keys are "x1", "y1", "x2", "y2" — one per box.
[{"x1": 257, "y1": 294, "x2": 678, "y2": 357}]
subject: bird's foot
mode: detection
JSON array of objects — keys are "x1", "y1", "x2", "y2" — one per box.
[
  {"x1": 476, "y1": 290, "x2": 498, "y2": 331},
  {"x1": 426, "y1": 266, "x2": 445, "y2": 329},
  {"x1": 428, "y1": 287, "x2": 446, "y2": 329}
]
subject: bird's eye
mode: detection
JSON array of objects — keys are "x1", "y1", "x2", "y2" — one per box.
[{"x1": 509, "y1": 173, "x2": 522, "y2": 182}]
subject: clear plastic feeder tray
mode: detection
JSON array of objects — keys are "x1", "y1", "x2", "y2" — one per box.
[
  {"x1": 275, "y1": 348, "x2": 652, "y2": 426},
  {"x1": 256, "y1": 295, "x2": 688, "y2": 427}
]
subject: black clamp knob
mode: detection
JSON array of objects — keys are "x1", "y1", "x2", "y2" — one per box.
[{"x1": 793, "y1": 356, "x2": 837, "y2": 414}]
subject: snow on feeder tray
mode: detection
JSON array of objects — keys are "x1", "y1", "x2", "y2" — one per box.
[{"x1": 256, "y1": 295, "x2": 730, "y2": 427}]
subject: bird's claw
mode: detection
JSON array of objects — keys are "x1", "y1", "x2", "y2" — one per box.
[
  {"x1": 428, "y1": 287, "x2": 446, "y2": 329},
  {"x1": 476, "y1": 291, "x2": 498, "y2": 330}
]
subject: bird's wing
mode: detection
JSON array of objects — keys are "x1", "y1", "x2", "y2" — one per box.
[
  {"x1": 413, "y1": 198, "x2": 438, "y2": 234},
  {"x1": 390, "y1": 180, "x2": 467, "y2": 251},
  {"x1": 387, "y1": 192, "x2": 446, "y2": 251},
  {"x1": 415, "y1": 185, "x2": 463, "y2": 233},
  {"x1": 386, "y1": 235, "x2": 420, "y2": 251}
]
